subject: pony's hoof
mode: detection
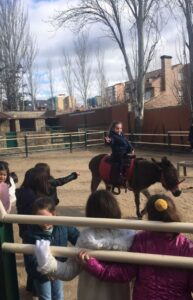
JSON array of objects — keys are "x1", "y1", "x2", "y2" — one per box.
[
  {"x1": 137, "y1": 213, "x2": 143, "y2": 220},
  {"x1": 140, "y1": 208, "x2": 147, "y2": 216}
]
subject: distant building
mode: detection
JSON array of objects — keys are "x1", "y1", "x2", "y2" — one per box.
[
  {"x1": 46, "y1": 95, "x2": 76, "y2": 112},
  {"x1": 36, "y1": 100, "x2": 48, "y2": 111},
  {"x1": 105, "y1": 83, "x2": 125, "y2": 104},
  {"x1": 64, "y1": 96, "x2": 76, "y2": 111},
  {"x1": 47, "y1": 97, "x2": 57, "y2": 111},
  {"x1": 87, "y1": 96, "x2": 102, "y2": 108},
  {"x1": 125, "y1": 55, "x2": 189, "y2": 109},
  {"x1": 57, "y1": 94, "x2": 65, "y2": 111}
]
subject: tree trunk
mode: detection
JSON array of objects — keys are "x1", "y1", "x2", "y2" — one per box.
[{"x1": 135, "y1": 1, "x2": 145, "y2": 133}]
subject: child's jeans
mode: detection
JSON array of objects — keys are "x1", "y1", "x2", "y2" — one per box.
[{"x1": 34, "y1": 279, "x2": 64, "y2": 300}]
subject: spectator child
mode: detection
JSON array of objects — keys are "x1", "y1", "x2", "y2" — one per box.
[
  {"x1": 0, "y1": 161, "x2": 12, "y2": 212},
  {"x1": 16, "y1": 168, "x2": 37, "y2": 238},
  {"x1": 35, "y1": 190, "x2": 135, "y2": 300},
  {"x1": 80, "y1": 194, "x2": 193, "y2": 300},
  {"x1": 34, "y1": 162, "x2": 79, "y2": 205},
  {"x1": 24, "y1": 197, "x2": 79, "y2": 300},
  {"x1": 9, "y1": 172, "x2": 18, "y2": 204}
]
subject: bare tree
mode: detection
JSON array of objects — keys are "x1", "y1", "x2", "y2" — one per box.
[
  {"x1": 60, "y1": 49, "x2": 74, "y2": 97},
  {"x1": 95, "y1": 45, "x2": 108, "y2": 106},
  {"x1": 73, "y1": 32, "x2": 92, "y2": 107},
  {"x1": 0, "y1": 0, "x2": 33, "y2": 111},
  {"x1": 176, "y1": 0, "x2": 193, "y2": 115},
  {"x1": 46, "y1": 59, "x2": 55, "y2": 110},
  {"x1": 52, "y1": 0, "x2": 165, "y2": 131},
  {"x1": 25, "y1": 37, "x2": 38, "y2": 110}
]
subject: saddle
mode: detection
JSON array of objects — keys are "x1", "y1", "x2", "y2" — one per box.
[{"x1": 100, "y1": 155, "x2": 136, "y2": 195}]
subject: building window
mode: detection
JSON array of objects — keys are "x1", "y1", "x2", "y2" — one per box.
[
  {"x1": 144, "y1": 89, "x2": 153, "y2": 101},
  {"x1": 20, "y1": 119, "x2": 35, "y2": 131}
]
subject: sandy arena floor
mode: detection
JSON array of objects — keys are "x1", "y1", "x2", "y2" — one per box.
[{"x1": 5, "y1": 147, "x2": 193, "y2": 299}]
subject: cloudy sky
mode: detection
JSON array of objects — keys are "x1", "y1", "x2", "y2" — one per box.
[{"x1": 26, "y1": 0, "x2": 185, "y2": 102}]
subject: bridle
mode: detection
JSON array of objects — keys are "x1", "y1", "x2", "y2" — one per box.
[{"x1": 160, "y1": 172, "x2": 184, "y2": 192}]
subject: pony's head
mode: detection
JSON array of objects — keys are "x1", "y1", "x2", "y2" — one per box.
[{"x1": 152, "y1": 157, "x2": 183, "y2": 197}]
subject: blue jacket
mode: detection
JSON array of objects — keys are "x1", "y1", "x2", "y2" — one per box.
[
  {"x1": 23, "y1": 224, "x2": 79, "y2": 282},
  {"x1": 109, "y1": 131, "x2": 133, "y2": 157}
]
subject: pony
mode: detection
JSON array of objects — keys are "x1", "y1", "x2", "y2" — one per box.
[{"x1": 89, "y1": 154, "x2": 182, "y2": 218}]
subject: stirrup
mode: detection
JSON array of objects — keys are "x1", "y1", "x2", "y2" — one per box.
[{"x1": 112, "y1": 186, "x2": 121, "y2": 195}]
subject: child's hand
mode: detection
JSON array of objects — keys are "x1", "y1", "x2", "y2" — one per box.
[
  {"x1": 35, "y1": 240, "x2": 51, "y2": 268},
  {"x1": 77, "y1": 251, "x2": 90, "y2": 265},
  {"x1": 105, "y1": 136, "x2": 111, "y2": 143},
  {"x1": 71, "y1": 172, "x2": 80, "y2": 179}
]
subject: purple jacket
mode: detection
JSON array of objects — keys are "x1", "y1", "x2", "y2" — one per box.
[{"x1": 85, "y1": 231, "x2": 193, "y2": 300}]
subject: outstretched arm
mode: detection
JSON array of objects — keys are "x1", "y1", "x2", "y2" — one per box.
[
  {"x1": 79, "y1": 252, "x2": 137, "y2": 283},
  {"x1": 50, "y1": 172, "x2": 79, "y2": 187}
]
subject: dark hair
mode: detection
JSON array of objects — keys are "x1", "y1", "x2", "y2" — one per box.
[
  {"x1": 34, "y1": 163, "x2": 51, "y2": 177},
  {"x1": 10, "y1": 172, "x2": 18, "y2": 184},
  {"x1": 0, "y1": 161, "x2": 10, "y2": 185},
  {"x1": 108, "y1": 120, "x2": 123, "y2": 136},
  {"x1": 86, "y1": 190, "x2": 121, "y2": 219},
  {"x1": 146, "y1": 194, "x2": 181, "y2": 223},
  {"x1": 32, "y1": 197, "x2": 55, "y2": 215},
  {"x1": 20, "y1": 168, "x2": 34, "y2": 188},
  {"x1": 31, "y1": 168, "x2": 51, "y2": 196}
]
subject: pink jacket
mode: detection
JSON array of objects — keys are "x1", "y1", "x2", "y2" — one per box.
[
  {"x1": 0, "y1": 182, "x2": 11, "y2": 212},
  {"x1": 85, "y1": 231, "x2": 193, "y2": 300}
]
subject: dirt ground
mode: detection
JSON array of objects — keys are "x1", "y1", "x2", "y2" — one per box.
[{"x1": 6, "y1": 147, "x2": 193, "y2": 300}]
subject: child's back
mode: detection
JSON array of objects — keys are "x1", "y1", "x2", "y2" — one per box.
[
  {"x1": 131, "y1": 231, "x2": 193, "y2": 300},
  {"x1": 83, "y1": 195, "x2": 193, "y2": 300}
]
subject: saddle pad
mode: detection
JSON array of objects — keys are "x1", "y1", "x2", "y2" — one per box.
[{"x1": 99, "y1": 155, "x2": 135, "y2": 184}]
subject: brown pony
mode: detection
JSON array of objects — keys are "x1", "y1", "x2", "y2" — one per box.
[{"x1": 89, "y1": 154, "x2": 182, "y2": 219}]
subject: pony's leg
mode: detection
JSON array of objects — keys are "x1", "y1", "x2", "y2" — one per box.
[
  {"x1": 141, "y1": 189, "x2": 151, "y2": 216},
  {"x1": 134, "y1": 191, "x2": 142, "y2": 219},
  {"x1": 91, "y1": 174, "x2": 101, "y2": 192}
]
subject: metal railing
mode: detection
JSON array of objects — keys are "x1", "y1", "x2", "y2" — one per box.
[{"x1": 1, "y1": 201, "x2": 193, "y2": 300}]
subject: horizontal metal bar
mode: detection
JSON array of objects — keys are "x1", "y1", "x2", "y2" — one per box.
[{"x1": 3, "y1": 243, "x2": 193, "y2": 269}]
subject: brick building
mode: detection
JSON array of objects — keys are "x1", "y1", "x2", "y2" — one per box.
[
  {"x1": 125, "y1": 55, "x2": 189, "y2": 109},
  {"x1": 105, "y1": 82, "x2": 125, "y2": 104}
]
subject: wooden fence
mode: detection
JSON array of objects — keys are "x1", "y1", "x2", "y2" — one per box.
[{"x1": 0, "y1": 130, "x2": 190, "y2": 157}]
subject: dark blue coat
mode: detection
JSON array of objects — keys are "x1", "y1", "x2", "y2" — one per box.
[
  {"x1": 109, "y1": 131, "x2": 133, "y2": 158},
  {"x1": 16, "y1": 187, "x2": 37, "y2": 238},
  {"x1": 23, "y1": 224, "x2": 79, "y2": 282}
]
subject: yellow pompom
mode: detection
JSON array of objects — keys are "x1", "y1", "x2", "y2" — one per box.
[{"x1": 154, "y1": 199, "x2": 168, "y2": 212}]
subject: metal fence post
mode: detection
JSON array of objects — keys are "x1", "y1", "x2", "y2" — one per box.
[
  {"x1": 167, "y1": 132, "x2": 172, "y2": 155},
  {"x1": 69, "y1": 134, "x2": 72, "y2": 153},
  {"x1": 0, "y1": 223, "x2": 19, "y2": 300},
  {"x1": 85, "y1": 131, "x2": 87, "y2": 150},
  {"x1": 24, "y1": 134, "x2": 28, "y2": 158}
]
